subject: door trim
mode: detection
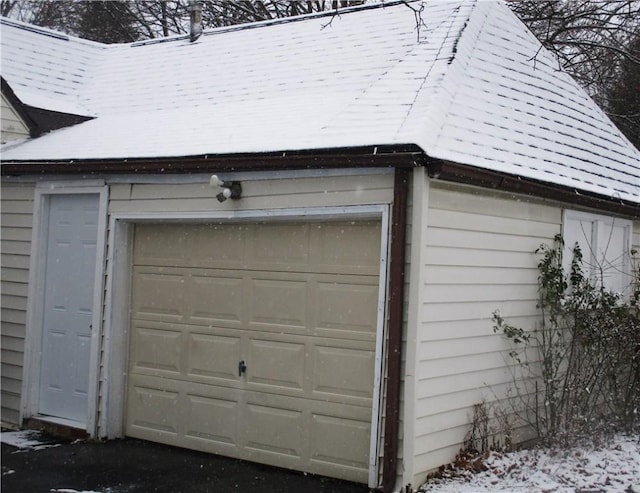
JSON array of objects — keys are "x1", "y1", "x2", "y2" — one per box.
[
  {"x1": 103, "y1": 205, "x2": 389, "y2": 487},
  {"x1": 21, "y1": 182, "x2": 109, "y2": 436}
]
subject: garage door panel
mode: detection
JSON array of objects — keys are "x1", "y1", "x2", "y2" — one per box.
[
  {"x1": 247, "y1": 339, "x2": 305, "y2": 390},
  {"x1": 315, "y1": 281, "x2": 379, "y2": 336},
  {"x1": 132, "y1": 270, "x2": 184, "y2": 321},
  {"x1": 189, "y1": 224, "x2": 247, "y2": 267},
  {"x1": 130, "y1": 329, "x2": 244, "y2": 389},
  {"x1": 135, "y1": 222, "x2": 381, "y2": 275},
  {"x1": 133, "y1": 224, "x2": 189, "y2": 265},
  {"x1": 312, "y1": 346, "x2": 375, "y2": 399},
  {"x1": 131, "y1": 326, "x2": 182, "y2": 373},
  {"x1": 187, "y1": 333, "x2": 241, "y2": 381},
  {"x1": 128, "y1": 386, "x2": 179, "y2": 434},
  {"x1": 127, "y1": 375, "x2": 244, "y2": 436},
  {"x1": 185, "y1": 394, "x2": 239, "y2": 445},
  {"x1": 312, "y1": 221, "x2": 381, "y2": 274},
  {"x1": 244, "y1": 403, "x2": 303, "y2": 457},
  {"x1": 127, "y1": 373, "x2": 373, "y2": 483},
  {"x1": 251, "y1": 223, "x2": 310, "y2": 267},
  {"x1": 242, "y1": 389, "x2": 372, "y2": 423},
  {"x1": 311, "y1": 413, "x2": 370, "y2": 469},
  {"x1": 131, "y1": 373, "x2": 244, "y2": 400},
  {"x1": 135, "y1": 223, "x2": 247, "y2": 269},
  {"x1": 189, "y1": 275, "x2": 244, "y2": 324},
  {"x1": 129, "y1": 324, "x2": 376, "y2": 391},
  {"x1": 249, "y1": 278, "x2": 307, "y2": 329}
]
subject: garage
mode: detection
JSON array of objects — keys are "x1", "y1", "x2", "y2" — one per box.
[{"x1": 125, "y1": 219, "x2": 384, "y2": 483}]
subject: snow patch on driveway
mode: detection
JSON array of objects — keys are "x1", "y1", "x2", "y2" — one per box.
[
  {"x1": 0, "y1": 430, "x2": 61, "y2": 451},
  {"x1": 50, "y1": 489, "x2": 118, "y2": 493}
]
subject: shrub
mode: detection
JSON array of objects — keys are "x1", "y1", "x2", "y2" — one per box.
[{"x1": 493, "y1": 234, "x2": 639, "y2": 445}]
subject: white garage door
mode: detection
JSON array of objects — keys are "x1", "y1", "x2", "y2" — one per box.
[{"x1": 126, "y1": 220, "x2": 382, "y2": 483}]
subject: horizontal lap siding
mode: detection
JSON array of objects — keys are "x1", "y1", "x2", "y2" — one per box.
[
  {"x1": 108, "y1": 174, "x2": 394, "y2": 214},
  {"x1": 1, "y1": 182, "x2": 35, "y2": 426},
  {"x1": 412, "y1": 182, "x2": 562, "y2": 482}
]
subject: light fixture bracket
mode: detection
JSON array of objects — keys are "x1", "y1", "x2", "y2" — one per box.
[{"x1": 210, "y1": 175, "x2": 242, "y2": 202}]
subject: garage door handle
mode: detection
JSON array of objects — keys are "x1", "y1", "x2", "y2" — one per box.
[{"x1": 238, "y1": 360, "x2": 247, "y2": 377}]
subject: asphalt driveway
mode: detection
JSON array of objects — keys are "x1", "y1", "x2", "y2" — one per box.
[{"x1": 1, "y1": 430, "x2": 372, "y2": 493}]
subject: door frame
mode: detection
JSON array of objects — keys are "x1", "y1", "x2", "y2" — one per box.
[
  {"x1": 102, "y1": 205, "x2": 389, "y2": 487},
  {"x1": 21, "y1": 181, "x2": 109, "y2": 436}
]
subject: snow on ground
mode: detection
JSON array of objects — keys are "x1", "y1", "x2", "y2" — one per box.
[
  {"x1": 420, "y1": 433, "x2": 640, "y2": 493},
  {"x1": 0, "y1": 430, "x2": 60, "y2": 451}
]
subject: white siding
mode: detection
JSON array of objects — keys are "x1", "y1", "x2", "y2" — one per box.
[
  {"x1": 107, "y1": 173, "x2": 394, "y2": 214},
  {"x1": 408, "y1": 180, "x2": 563, "y2": 484},
  {"x1": 1, "y1": 181, "x2": 35, "y2": 426},
  {"x1": 1, "y1": 93, "x2": 30, "y2": 144}
]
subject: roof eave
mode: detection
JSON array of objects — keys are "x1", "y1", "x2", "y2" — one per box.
[
  {"x1": 428, "y1": 160, "x2": 640, "y2": 219},
  {"x1": 2, "y1": 147, "x2": 637, "y2": 218},
  {"x1": 0, "y1": 145, "x2": 427, "y2": 175}
]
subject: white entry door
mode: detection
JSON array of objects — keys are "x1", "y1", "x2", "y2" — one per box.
[{"x1": 38, "y1": 194, "x2": 99, "y2": 424}]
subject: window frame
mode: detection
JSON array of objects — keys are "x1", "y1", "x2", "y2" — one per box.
[{"x1": 562, "y1": 209, "x2": 633, "y2": 295}]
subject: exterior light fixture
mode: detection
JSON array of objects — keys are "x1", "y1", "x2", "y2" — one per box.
[{"x1": 210, "y1": 175, "x2": 242, "y2": 202}]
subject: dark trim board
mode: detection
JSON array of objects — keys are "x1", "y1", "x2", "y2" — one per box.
[
  {"x1": 380, "y1": 168, "x2": 410, "y2": 493},
  {"x1": 427, "y1": 160, "x2": 640, "y2": 219},
  {"x1": 0, "y1": 145, "x2": 426, "y2": 175},
  {"x1": 3, "y1": 150, "x2": 637, "y2": 218}
]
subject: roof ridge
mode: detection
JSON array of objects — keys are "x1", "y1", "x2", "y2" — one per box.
[
  {"x1": 418, "y1": 0, "x2": 484, "y2": 151},
  {"x1": 394, "y1": 1, "x2": 477, "y2": 142},
  {"x1": 319, "y1": 1, "x2": 475, "y2": 137},
  {"x1": 0, "y1": 16, "x2": 107, "y2": 47},
  {"x1": 130, "y1": 0, "x2": 411, "y2": 48}
]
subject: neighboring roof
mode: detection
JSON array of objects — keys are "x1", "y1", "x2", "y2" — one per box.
[
  {"x1": 1, "y1": 1, "x2": 639, "y2": 205},
  {"x1": 1, "y1": 77, "x2": 93, "y2": 138},
  {"x1": 1, "y1": 76, "x2": 37, "y2": 136},
  {"x1": 0, "y1": 19, "x2": 104, "y2": 116}
]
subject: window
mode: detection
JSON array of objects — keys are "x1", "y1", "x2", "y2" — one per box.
[{"x1": 562, "y1": 210, "x2": 633, "y2": 295}]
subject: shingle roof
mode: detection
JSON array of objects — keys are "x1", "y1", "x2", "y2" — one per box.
[
  {"x1": 1, "y1": 0, "x2": 639, "y2": 204},
  {"x1": 0, "y1": 18, "x2": 105, "y2": 116}
]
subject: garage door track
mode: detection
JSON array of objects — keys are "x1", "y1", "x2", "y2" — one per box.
[{"x1": 1, "y1": 430, "x2": 372, "y2": 493}]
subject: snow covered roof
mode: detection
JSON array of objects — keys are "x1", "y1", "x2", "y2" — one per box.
[
  {"x1": 0, "y1": 19, "x2": 105, "y2": 116},
  {"x1": 1, "y1": 1, "x2": 639, "y2": 205}
]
